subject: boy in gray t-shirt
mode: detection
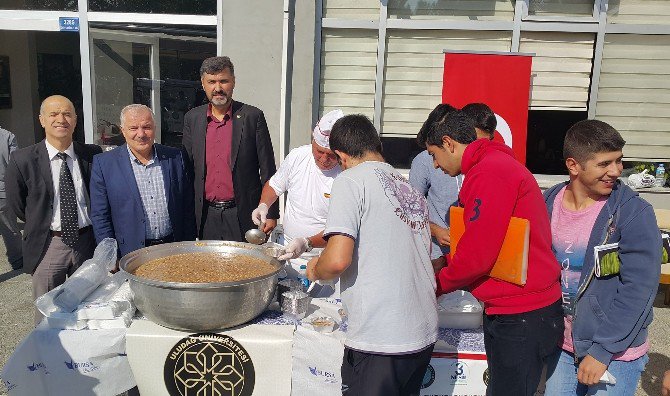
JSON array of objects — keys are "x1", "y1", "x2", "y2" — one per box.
[{"x1": 307, "y1": 115, "x2": 437, "y2": 396}]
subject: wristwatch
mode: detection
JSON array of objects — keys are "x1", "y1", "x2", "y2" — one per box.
[{"x1": 305, "y1": 238, "x2": 314, "y2": 252}]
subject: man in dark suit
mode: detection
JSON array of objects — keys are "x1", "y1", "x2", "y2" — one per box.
[
  {"x1": 182, "y1": 56, "x2": 279, "y2": 241},
  {"x1": 90, "y1": 104, "x2": 196, "y2": 258},
  {"x1": 5, "y1": 95, "x2": 102, "y2": 324}
]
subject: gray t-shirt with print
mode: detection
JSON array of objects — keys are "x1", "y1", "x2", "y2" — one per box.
[{"x1": 324, "y1": 161, "x2": 438, "y2": 354}]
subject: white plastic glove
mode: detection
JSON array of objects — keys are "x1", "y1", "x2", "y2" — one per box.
[
  {"x1": 251, "y1": 203, "x2": 269, "y2": 226},
  {"x1": 278, "y1": 237, "x2": 309, "y2": 261}
]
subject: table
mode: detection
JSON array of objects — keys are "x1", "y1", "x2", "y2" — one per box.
[{"x1": 2, "y1": 299, "x2": 488, "y2": 396}]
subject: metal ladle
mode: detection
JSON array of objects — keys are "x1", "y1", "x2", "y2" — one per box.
[{"x1": 245, "y1": 222, "x2": 267, "y2": 245}]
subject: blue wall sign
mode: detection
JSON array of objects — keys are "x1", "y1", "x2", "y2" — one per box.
[{"x1": 59, "y1": 17, "x2": 80, "y2": 32}]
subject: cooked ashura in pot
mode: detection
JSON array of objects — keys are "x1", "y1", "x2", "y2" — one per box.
[{"x1": 133, "y1": 252, "x2": 276, "y2": 283}]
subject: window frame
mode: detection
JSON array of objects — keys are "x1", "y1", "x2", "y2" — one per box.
[{"x1": 315, "y1": 0, "x2": 670, "y2": 166}]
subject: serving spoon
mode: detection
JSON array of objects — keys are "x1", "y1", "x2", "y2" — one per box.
[{"x1": 245, "y1": 222, "x2": 267, "y2": 245}]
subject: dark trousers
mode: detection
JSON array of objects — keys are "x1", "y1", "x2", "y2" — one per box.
[
  {"x1": 200, "y1": 205, "x2": 243, "y2": 242},
  {"x1": 341, "y1": 344, "x2": 434, "y2": 396},
  {"x1": 32, "y1": 228, "x2": 96, "y2": 325},
  {"x1": 483, "y1": 299, "x2": 564, "y2": 396}
]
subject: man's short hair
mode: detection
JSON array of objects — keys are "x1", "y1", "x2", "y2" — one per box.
[
  {"x1": 462, "y1": 103, "x2": 496, "y2": 138},
  {"x1": 329, "y1": 114, "x2": 382, "y2": 158},
  {"x1": 563, "y1": 119, "x2": 626, "y2": 163},
  {"x1": 416, "y1": 103, "x2": 458, "y2": 146},
  {"x1": 200, "y1": 56, "x2": 235, "y2": 77},
  {"x1": 421, "y1": 109, "x2": 477, "y2": 147},
  {"x1": 120, "y1": 104, "x2": 154, "y2": 126}
]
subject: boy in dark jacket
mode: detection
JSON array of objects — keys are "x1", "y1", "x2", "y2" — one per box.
[
  {"x1": 421, "y1": 109, "x2": 563, "y2": 396},
  {"x1": 544, "y1": 120, "x2": 660, "y2": 395}
]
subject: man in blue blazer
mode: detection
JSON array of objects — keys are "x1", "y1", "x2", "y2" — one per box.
[{"x1": 90, "y1": 104, "x2": 196, "y2": 258}]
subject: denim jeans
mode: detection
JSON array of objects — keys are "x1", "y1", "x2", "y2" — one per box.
[
  {"x1": 545, "y1": 349, "x2": 648, "y2": 396},
  {"x1": 483, "y1": 299, "x2": 564, "y2": 396}
]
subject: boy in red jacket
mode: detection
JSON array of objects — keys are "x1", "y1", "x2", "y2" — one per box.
[{"x1": 420, "y1": 109, "x2": 563, "y2": 396}]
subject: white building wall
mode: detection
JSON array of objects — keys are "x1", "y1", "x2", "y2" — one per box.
[{"x1": 220, "y1": 0, "x2": 285, "y2": 164}]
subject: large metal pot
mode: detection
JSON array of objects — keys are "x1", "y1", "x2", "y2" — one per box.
[{"x1": 119, "y1": 240, "x2": 282, "y2": 331}]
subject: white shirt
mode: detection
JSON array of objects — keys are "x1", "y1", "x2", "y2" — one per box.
[
  {"x1": 268, "y1": 145, "x2": 340, "y2": 244},
  {"x1": 45, "y1": 140, "x2": 92, "y2": 231}
]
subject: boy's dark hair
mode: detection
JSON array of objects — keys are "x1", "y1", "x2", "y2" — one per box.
[
  {"x1": 416, "y1": 103, "x2": 458, "y2": 146},
  {"x1": 461, "y1": 103, "x2": 496, "y2": 139},
  {"x1": 420, "y1": 109, "x2": 477, "y2": 147},
  {"x1": 329, "y1": 114, "x2": 383, "y2": 158},
  {"x1": 200, "y1": 56, "x2": 235, "y2": 77},
  {"x1": 563, "y1": 119, "x2": 626, "y2": 163}
]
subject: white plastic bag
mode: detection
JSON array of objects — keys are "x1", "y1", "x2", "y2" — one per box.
[
  {"x1": 627, "y1": 169, "x2": 656, "y2": 189},
  {"x1": 437, "y1": 290, "x2": 483, "y2": 329},
  {"x1": 35, "y1": 238, "x2": 117, "y2": 316},
  {"x1": 437, "y1": 290, "x2": 482, "y2": 313},
  {"x1": 84, "y1": 271, "x2": 128, "y2": 304},
  {"x1": 44, "y1": 282, "x2": 135, "y2": 329}
]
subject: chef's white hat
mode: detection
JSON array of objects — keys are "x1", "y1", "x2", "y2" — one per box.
[{"x1": 313, "y1": 109, "x2": 345, "y2": 149}]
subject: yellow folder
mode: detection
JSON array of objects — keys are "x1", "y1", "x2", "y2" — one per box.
[{"x1": 449, "y1": 206, "x2": 529, "y2": 286}]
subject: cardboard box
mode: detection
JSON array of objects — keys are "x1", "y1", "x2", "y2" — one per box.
[{"x1": 126, "y1": 319, "x2": 295, "y2": 396}]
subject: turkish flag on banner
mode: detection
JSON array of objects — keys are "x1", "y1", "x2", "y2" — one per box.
[{"x1": 442, "y1": 52, "x2": 533, "y2": 164}]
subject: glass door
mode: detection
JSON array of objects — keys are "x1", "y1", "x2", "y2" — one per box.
[
  {"x1": 90, "y1": 27, "x2": 216, "y2": 148},
  {"x1": 90, "y1": 29, "x2": 160, "y2": 147}
]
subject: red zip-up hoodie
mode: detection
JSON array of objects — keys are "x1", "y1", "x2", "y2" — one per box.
[{"x1": 437, "y1": 139, "x2": 561, "y2": 315}]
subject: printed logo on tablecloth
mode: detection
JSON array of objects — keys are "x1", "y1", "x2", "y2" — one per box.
[
  {"x1": 309, "y1": 366, "x2": 338, "y2": 384},
  {"x1": 64, "y1": 360, "x2": 100, "y2": 374},
  {"x1": 164, "y1": 333, "x2": 255, "y2": 396},
  {"x1": 26, "y1": 362, "x2": 49, "y2": 375},
  {"x1": 421, "y1": 363, "x2": 436, "y2": 389},
  {"x1": 450, "y1": 361, "x2": 469, "y2": 385}
]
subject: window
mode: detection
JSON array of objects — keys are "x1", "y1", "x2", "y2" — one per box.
[
  {"x1": 387, "y1": 0, "x2": 515, "y2": 21},
  {"x1": 92, "y1": 37, "x2": 152, "y2": 146},
  {"x1": 381, "y1": 30, "x2": 512, "y2": 138},
  {"x1": 319, "y1": 29, "x2": 378, "y2": 122},
  {"x1": 595, "y1": 34, "x2": 670, "y2": 161},
  {"x1": 90, "y1": 24, "x2": 215, "y2": 148},
  {"x1": 527, "y1": 0, "x2": 594, "y2": 17},
  {"x1": 0, "y1": 0, "x2": 76, "y2": 11},
  {"x1": 525, "y1": 110, "x2": 586, "y2": 174},
  {"x1": 607, "y1": 0, "x2": 670, "y2": 25},
  {"x1": 520, "y1": 32, "x2": 595, "y2": 110},
  {"x1": 159, "y1": 39, "x2": 216, "y2": 147},
  {"x1": 315, "y1": 0, "x2": 670, "y2": 172},
  {"x1": 382, "y1": 136, "x2": 423, "y2": 170},
  {"x1": 89, "y1": 0, "x2": 216, "y2": 15},
  {"x1": 323, "y1": 0, "x2": 380, "y2": 20}
]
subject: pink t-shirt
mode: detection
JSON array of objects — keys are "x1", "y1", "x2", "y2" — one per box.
[{"x1": 551, "y1": 186, "x2": 648, "y2": 361}]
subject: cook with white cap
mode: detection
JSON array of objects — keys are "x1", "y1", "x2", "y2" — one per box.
[{"x1": 252, "y1": 110, "x2": 345, "y2": 292}]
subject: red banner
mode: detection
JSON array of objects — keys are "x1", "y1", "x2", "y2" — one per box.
[{"x1": 442, "y1": 52, "x2": 532, "y2": 164}]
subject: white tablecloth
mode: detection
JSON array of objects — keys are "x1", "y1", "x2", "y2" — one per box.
[
  {"x1": 1, "y1": 323, "x2": 134, "y2": 396},
  {"x1": 254, "y1": 298, "x2": 488, "y2": 396},
  {"x1": 2, "y1": 298, "x2": 488, "y2": 396}
]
